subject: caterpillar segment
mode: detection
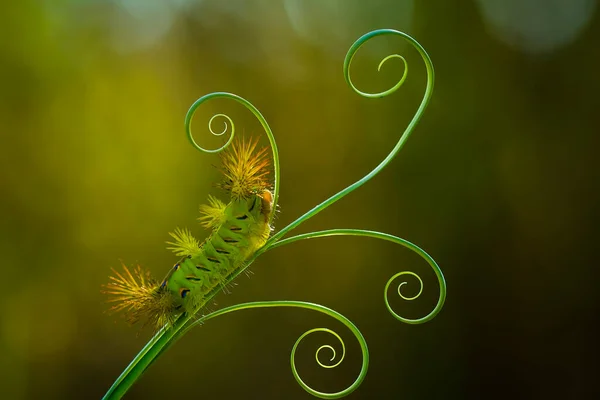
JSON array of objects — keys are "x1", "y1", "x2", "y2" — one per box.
[{"x1": 104, "y1": 137, "x2": 274, "y2": 329}]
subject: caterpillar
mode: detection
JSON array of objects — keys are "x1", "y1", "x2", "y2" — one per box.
[{"x1": 103, "y1": 137, "x2": 274, "y2": 329}]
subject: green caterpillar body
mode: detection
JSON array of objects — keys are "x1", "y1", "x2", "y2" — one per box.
[
  {"x1": 162, "y1": 192, "x2": 273, "y2": 315},
  {"x1": 104, "y1": 137, "x2": 274, "y2": 328}
]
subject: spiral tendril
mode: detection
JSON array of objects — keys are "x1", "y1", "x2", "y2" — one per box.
[
  {"x1": 264, "y1": 29, "x2": 434, "y2": 246},
  {"x1": 175, "y1": 301, "x2": 368, "y2": 399},
  {"x1": 348, "y1": 51, "x2": 408, "y2": 99},
  {"x1": 315, "y1": 340, "x2": 341, "y2": 368},
  {"x1": 184, "y1": 92, "x2": 281, "y2": 225},
  {"x1": 187, "y1": 113, "x2": 235, "y2": 153},
  {"x1": 263, "y1": 229, "x2": 446, "y2": 325},
  {"x1": 297, "y1": 329, "x2": 343, "y2": 369},
  {"x1": 208, "y1": 114, "x2": 230, "y2": 136},
  {"x1": 393, "y1": 271, "x2": 423, "y2": 301}
]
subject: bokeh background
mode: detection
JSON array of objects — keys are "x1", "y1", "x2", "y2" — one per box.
[{"x1": 1, "y1": 0, "x2": 599, "y2": 399}]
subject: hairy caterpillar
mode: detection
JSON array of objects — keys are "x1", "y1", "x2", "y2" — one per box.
[{"x1": 104, "y1": 137, "x2": 274, "y2": 328}]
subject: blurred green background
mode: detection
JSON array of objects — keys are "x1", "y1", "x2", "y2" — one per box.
[{"x1": 1, "y1": 0, "x2": 599, "y2": 399}]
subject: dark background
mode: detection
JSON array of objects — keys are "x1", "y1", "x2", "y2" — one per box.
[{"x1": 1, "y1": 0, "x2": 599, "y2": 399}]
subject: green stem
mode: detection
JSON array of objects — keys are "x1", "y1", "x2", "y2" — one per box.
[{"x1": 101, "y1": 318, "x2": 184, "y2": 400}]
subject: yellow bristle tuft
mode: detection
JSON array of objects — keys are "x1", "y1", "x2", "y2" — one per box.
[
  {"x1": 166, "y1": 227, "x2": 201, "y2": 257},
  {"x1": 198, "y1": 195, "x2": 227, "y2": 229},
  {"x1": 218, "y1": 137, "x2": 270, "y2": 199},
  {"x1": 102, "y1": 263, "x2": 177, "y2": 328}
]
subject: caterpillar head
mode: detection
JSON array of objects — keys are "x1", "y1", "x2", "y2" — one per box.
[
  {"x1": 258, "y1": 189, "x2": 273, "y2": 220},
  {"x1": 231, "y1": 188, "x2": 273, "y2": 222}
]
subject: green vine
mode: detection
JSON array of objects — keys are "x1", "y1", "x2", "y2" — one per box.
[{"x1": 102, "y1": 28, "x2": 445, "y2": 399}]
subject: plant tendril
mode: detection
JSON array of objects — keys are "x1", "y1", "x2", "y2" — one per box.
[
  {"x1": 315, "y1": 338, "x2": 342, "y2": 368},
  {"x1": 394, "y1": 271, "x2": 423, "y2": 301},
  {"x1": 263, "y1": 229, "x2": 446, "y2": 325},
  {"x1": 187, "y1": 113, "x2": 235, "y2": 153},
  {"x1": 174, "y1": 301, "x2": 368, "y2": 399},
  {"x1": 264, "y1": 29, "x2": 434, "y2": 247},
  {"x1": 208, "y1": 113, "x2": 230, "y2": 136},
  {"x1": 185, "y1": 92, "x2": 281, "y2": 226}
]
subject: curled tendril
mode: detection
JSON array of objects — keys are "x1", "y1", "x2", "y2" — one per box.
[
  {"x1": 392, "y1": 271, "x2": 423, "y2": 301},
  {"x1": 312, "y1": 330, "x2": 343, "y2": 369},
  {"x1": 208, "y1": 114, "x2": 230, "y2": 136},
  {"x1": 184, "y1": 92, "x2": 281, "y2": 226},
  {"x1": 172, "y1": 301, "x2": 368, "y2": 399},
  {"x1": 187, "y1": 113, "x2": 235, "y2": 153},
  {"x1": 264, "y1": 29, "x2": 434, "y2": 246},
  {"x1": 264, "y1": 229, "x2": 446, "y2": 325},
  {"x1": 347, "y1": 50, "x2": 408, "y2": 98}
]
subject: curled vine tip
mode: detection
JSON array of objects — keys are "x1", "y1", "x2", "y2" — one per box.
[
  {"x1": 344, "y1": 30, "x2": 412, "y2": 99},
  {"x1": 179, "y1": 301, "x2": 369, "y2": 400},
  {"x1": 183, "y1": 92, "x2": 281, "y2": 226},
  {"x1": 187, "y1": 110, "x2": 234, "y2": 154},
  {"x1": 265, "y1": 29, "x2": 434, "y2": 244},
  {"x1": 264, "y1": 229, "x2": 446, "y2": 325},
  {"x1": 394, "y1": 271, "x2": 423, "y2": 301}
]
